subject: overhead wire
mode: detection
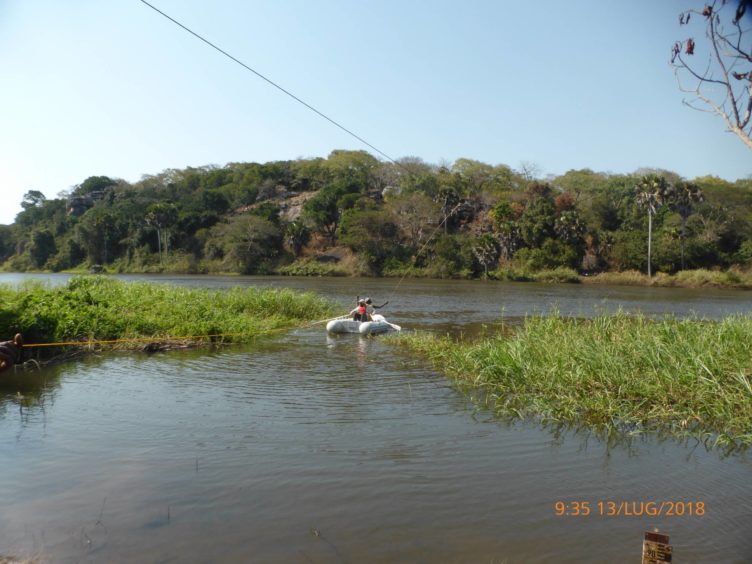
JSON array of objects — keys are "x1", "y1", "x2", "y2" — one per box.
[
  {"x1": 6, "y1": 5, "x2": 458, "y2": 354},
  {"x1": 137, "y1": 0, "x2": 402, "y2": 168},
  {"x1": 135, "y1": 1, "x2": 460, "y2": 321}
]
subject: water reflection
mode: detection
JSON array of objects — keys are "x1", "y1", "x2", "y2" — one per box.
[{"x1": 0, "y1": 364, "x2": 61, "y2": 418}]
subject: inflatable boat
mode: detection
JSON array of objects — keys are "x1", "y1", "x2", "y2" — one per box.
[{"x1": 326, "y1": 314, "x2": 401, "y2": 335}]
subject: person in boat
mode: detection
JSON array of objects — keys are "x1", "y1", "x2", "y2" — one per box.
[
  {"x1": 366, "y1": 297, "x2": 389, "y2": 316},
  {"x1": 0, "y1": 334, "x2": 23, "y2": 374},
  {"x1": 350, "y1": 299, "x2": 370, "y2": 322}
]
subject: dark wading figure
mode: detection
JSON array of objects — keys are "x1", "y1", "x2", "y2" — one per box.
[{"x1": 0, "y1": 334, "x2": 23, "y2": 373}]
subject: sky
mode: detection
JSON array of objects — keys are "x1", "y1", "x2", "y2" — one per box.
[{"x1": 1, "y1": 0, "x2": 750, "y2": 225}]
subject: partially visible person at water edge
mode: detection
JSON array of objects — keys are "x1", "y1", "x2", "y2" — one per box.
[{"x1": 0, "y1": 334, "x2": 23, "y2": 373}]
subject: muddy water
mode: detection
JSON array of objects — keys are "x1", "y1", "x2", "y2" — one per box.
[{"x1": 1, "y1": 275, "x2": 751, "y2": 562}]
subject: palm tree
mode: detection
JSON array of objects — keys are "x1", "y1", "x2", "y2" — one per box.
[
  {"x1": 285, "y1": 220, "x2": 310, "y2": 257},
  {"x1": 145, "y1": 203, "x2": 178, "y2": 266},
  {"x1": 635, "y1": 175, "x2": 669, "y2": 277},
  {"x1": 667, "y1": 181, "x2": 704, "y2": 270}
]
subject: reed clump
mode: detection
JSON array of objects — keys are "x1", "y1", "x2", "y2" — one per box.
[
  {"x1": 398, "y1": 312, "x2": 752, "y2": 448},
  {"x1": 0, "y1": 276, "x2": 334, "y2": 349},
  {"x1": 278, "y1": 259, "x2": 349, "y2": 277},
  {"x1": 583, "y1": 268, "x2": 752, "y2": 289}
]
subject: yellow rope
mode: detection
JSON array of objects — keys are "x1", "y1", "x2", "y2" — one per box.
[
  {"x1": 22, "y1": 331, "x2": 270, "y2": 348},
  {"x1": 20, "y1": 311, "x2": 344, "y2": 349}
]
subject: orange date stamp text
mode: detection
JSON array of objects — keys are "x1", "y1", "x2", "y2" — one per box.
[{"x1": 553, "y1": 500, "x2": 705, "y2": 517}]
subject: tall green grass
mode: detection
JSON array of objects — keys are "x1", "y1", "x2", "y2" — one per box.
[
  {"x1": 0, "y1": 276, "x2": 334, "y2": 348},
  {"x1": 277, "y1": 259, "x2": 349, "y2": 277},
  {"x1": 398, "y1": 312, "x2": 752, "y2": 448},
  {"x1": 584, "y1": 268, "x2": 752, "y2": 289}
]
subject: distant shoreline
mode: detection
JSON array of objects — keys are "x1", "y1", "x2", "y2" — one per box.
[{"x1": 2, "y1": 266, "x2": 751, "y2": 290}]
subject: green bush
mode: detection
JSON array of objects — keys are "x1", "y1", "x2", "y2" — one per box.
[
  {"x1": 278, "y1": 259, "x2": 348, "y2": 277},
  {"x1": 514, "y1": 239, "x2": 578, "y2": 270}
]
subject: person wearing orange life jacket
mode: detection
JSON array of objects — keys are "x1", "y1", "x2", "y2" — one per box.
[{"x1": 350, "y1": 299, "x2": 369, "y2": 322}]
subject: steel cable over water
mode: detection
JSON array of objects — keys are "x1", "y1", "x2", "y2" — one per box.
[
  {"x1": 137, "y1": 1, "x2": 472, "y2": 319},
  {"x1": 137, "y1": 0, "x2": 403, "y2": 168}
]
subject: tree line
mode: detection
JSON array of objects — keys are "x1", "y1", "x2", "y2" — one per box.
[{"x1": 1, "y1": 150, "x2": 751, "y2": 278}]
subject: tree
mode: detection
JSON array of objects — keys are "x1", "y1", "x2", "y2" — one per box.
[
  {"x1": 285, "y1": 220, "x2": 310, "y2": 257},
  {"x1": 324, "y1": 150, "x2": 380, "y2": 188},
  {"x1": 386, "y1": 192, "x2": 440, "y2": 252},
  {"x1": 21, "y1": 190, "x2": 47, "y2": 210},
  {"x1": 672, "y1": 1, "x2": 752, "y2": 149},
  {"x1": 489, "y1": 201, "x2": 522, "y2": 261},
  {"x1": 470, "y1": 234, "x2": 500, "y2": 278},
  {"x1": 302, "y1": 179, "x2": 361, "y2": 245},
  {"x1": 214, "y1": 215, "x2": 282, "y2": 274},
  {"x1": 291, "y1": 158, "x2": 329, "y2": 192},
  {"x1": 29, "y1": 229, "x2": 56, "y2": 268},
  {"x1": 339, "y1": 209, "x2": 400, "y2": 273},
  {"x1": 145, "y1": 203, "x2": 178, "y2": 265},
  {"x1": 382, "y1": 156, "x2": 437, "y2": 196},
  {"x1": 302, "y1": 188, "x2": 342, "y2": 245},
  {"x1": 518, "y1": 196, "x2": 556, "y2": 248},
  {"x1": 435, "y1": 185, "x2": 461, "y2": 234},
  {"x1": 76, "y1": 207, "x2": 120, "y2": 264},
  {"x1": 666, "y1": 180, "x2": 705, "y2": 269},
  {"x1": 554, "y1": 209, "x2": 586, "y2": 247},
  {"x1": 0, "y1": 225, "x2": 14, "y2": 263},
  {"x1": 517, "y1": 161, "x2": 541, "y2": 185},
  {"x1": 635, "y1": 175, "x2": 670, "y2": 276}
]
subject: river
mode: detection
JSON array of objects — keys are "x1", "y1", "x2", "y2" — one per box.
[{"x1": 1, "y1": 274, "x2": 751, "y2": 563}]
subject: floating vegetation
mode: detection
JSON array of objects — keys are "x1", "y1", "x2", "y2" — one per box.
[
  {"x1": 0, "y1": 276, "x2": 335, "y2": 354},
  {"x1": 397, "y1": 312, "x2": 752, "y2": 449}
]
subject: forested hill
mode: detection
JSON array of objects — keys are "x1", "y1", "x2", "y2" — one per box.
[{"x1": 2, "y1": 150, "x2": 751, "y2": 278}]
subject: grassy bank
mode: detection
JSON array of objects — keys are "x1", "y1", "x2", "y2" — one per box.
[
  {"x1": 381, "y1": 264, "x2": 581, "y2": 283},
  {"x1": 278, "y1": 258, "x2": 350, "y2": 277},
  {"x1": 0, "y1": 276, "x2": 334, "y2": 351},
  {"x1": 583, "y1": 268, "x2": 752, "y2": 289},
  {"x1": 397, "y1": 313, "x2": 752, "y2": 448}
]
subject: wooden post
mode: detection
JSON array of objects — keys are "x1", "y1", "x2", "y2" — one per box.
[{"x1": 642, "y1": 531, "x2": 672, "y2": 563}]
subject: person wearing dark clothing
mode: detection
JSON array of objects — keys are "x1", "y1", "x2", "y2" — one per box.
[{"x1": 0, "y1": 334, "x2": 23, "y2": 373}]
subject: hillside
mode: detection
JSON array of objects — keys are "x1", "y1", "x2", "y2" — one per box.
[{"x1": 2, "y1": 151, "x2": 751, "y2": 279}]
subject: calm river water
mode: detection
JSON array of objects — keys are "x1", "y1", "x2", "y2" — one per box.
[{"x1": 1, "y1": 274, "x2": 751, "y2": 563}]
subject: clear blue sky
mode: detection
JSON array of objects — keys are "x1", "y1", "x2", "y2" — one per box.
[{"x1": 1, "y1": 0, "x2": 749, "y2": 225}]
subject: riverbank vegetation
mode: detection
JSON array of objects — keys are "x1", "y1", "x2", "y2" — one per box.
[
  {"x1": 1, "y1": 152, "x2": 750, "y2": 286},
  {"x1": 398, "y1": 313, "x2": 752, "y2": 448},
  {"x1": 0, "y1": 277, "x2": 334, "y2": 353},
  {"x1": 583, "y1": 268, "x2": 752, "y2": 288}
]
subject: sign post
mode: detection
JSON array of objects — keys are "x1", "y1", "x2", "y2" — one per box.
[{"x1": 642, "y1": 531, "x2": 672, "y2": 563}]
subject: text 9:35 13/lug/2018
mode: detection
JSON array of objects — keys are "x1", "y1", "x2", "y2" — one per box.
[{"x1": 554, "y1": 500, "x2": 705, "y2": 517}]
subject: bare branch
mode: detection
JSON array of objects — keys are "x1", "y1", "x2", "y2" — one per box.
[
  {"x1": 708, "y1": 5, "x2": 744, "y2": 126},
  {"x1": 682, "y1": 99, "x2": 719, "y2": 114},
  {"x1": 671, "y1": 0, "x2": 752, "y2": 149},
  {"x1": 673, "y1": 51, "x2": 728, "y2": 87}
]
